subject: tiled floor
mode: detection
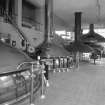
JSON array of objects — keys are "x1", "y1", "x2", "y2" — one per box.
[{"x1": 36, "y1": 59, "x2": 105, "y2": 105}]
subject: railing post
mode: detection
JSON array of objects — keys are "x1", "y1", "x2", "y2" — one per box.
[
  {"x1": 44, "y1": 55, "x2": 50, "y2": 87},
  {"x1": 53, "y1": 57, "x2": 56, "y2": 72},
  {"x1": 59, "y1": 56, "x2": 61, "y2": 68},
  {"x1": 40, "y1": 62, "x2": 46, "y2": 99},
  {"x1": 67, "y1": 56, "x2": 69, "y2": 68},
  {"x1": 30, "y1": 63, "x2": 35, "y2": 105}
]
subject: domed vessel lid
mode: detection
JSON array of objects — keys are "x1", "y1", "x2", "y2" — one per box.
[{"x1": 81, "y1": 24, "x2": 105, "y2": 42}]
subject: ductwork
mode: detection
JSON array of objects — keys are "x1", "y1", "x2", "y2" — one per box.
[{"x1": 75, "y1": 12, "x2": 82, "y2": 41}]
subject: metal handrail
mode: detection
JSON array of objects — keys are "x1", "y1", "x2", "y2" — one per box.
[
  {"x1": 5, "y1": 13, "x2": 28, "y2": 41},
  {"x1": 17, "y1": 61, "x2": 46, "y2": 104},
  {"x1": 17, "y1": 61, "x2": 40, "y2": 105},
  {"x1": 1, "y1": 75, "x2": 41, "y2": 105},
  {"x1": 0, "y1": 66, "x2": 28, "y2": 77},
  {"x1": 0, "y1": 61, "x2": 42, "y2": 105}
]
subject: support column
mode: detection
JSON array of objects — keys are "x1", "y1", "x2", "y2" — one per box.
[{"x1": 14, "y1": 0, "x2": 22, "y2": 27}]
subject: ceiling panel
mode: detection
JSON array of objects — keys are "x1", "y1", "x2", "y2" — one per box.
[
  {"x1": 53, "y1": 0, "x2": 105, "y2": 28},
  {"x1": 28, "y1": 0, "x2": 105, "y2": 29}
]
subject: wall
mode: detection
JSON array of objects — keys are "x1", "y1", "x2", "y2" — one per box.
[
  {"x1": 0, "y1": 0, "x2": 69, "y2": 50},
  {"x1": 0, "y1": 21, "x2": 22, "y2": 49},
  {"x1": 0, "y1": 21, "x2": 44, "y2": 49}
]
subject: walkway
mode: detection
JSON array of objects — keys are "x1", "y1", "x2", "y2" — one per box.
[{"x1": 36, "y1": 59, "x2": 105, "y2": 105}]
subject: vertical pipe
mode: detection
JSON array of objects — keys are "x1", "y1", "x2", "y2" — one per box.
[
  {"x1": 14, "y1": 0, "x2": 22, "y2": 27},
  {"x1": 30, "y1": 63, "x2": 34, "y2": 105},
  {"x1": 75, "y1": 12, "x2": 82, "y2": 41},
  {"x1": 44, "y1": 0, "x2": 53, "y2": 44},
  {"x1": 44, "y1": 0, "x2": 53, "y2": 83},
  {"x1": 89, "y1": 24, "x2": 94, "y2": 33},
  {"x1": 50, "y1": 0, "x2": 54, "y2": 38},
  {"x1": 5, "y1": 0, "x2": 9, "y2": 15},
  {"x1": 74, "y1": 12, "x2": 82, "y2": 68},
  {"x1": 44, "y1": 0, "x2": 48, "y2": 43}
]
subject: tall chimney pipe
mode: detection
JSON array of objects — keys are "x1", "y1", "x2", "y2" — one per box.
[
  {"x1": 75, "y1": 12, "x2": 82, "y2": 41},
  {"x1": 44, "y1": 0, "x2": 49, "y2": 43},
  {"x1": 89, "y1": 24, "x2": 94, "y2": 33},
  {"x1": 44, "y1": 0, "x2": 53, "y2": 43}
]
